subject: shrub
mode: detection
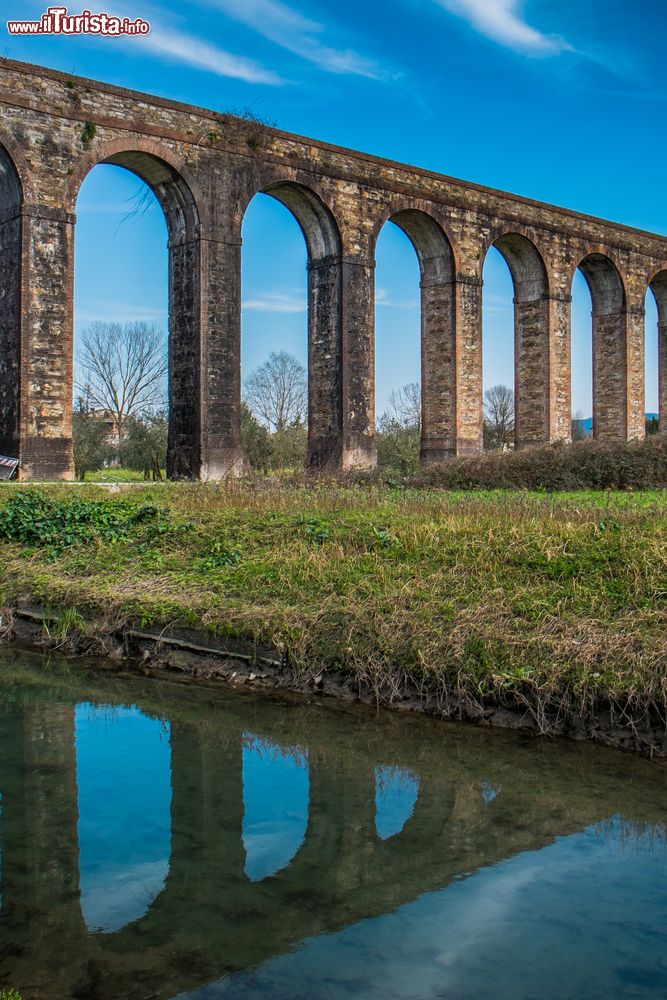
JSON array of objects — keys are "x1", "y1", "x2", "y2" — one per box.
[{"x1": 410, "y1": 435, "x2": 667, "y2": 491}]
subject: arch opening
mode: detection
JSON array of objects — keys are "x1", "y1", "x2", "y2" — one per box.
[
  {"x1": 375, "y1": 209, "x2": 456, "y2": 469},
  {"x1": 76, "y1": 703, "x2": 172, "y2": 934},
  {"x1": 0, "y1": 143, "x2": 23, "y2": 459},
  {"x1": 483, "y1": 233, "x2": 549, "y2": 449},
  {"x1": 374, "y1": 765, "x2": 420, "y2": 841},
  {"x1": 242, "y1": 733, "x2": 309, "y2": 882},
  {"x1": 571, "y1": 269, "x2": 593, "y2": 440},
  {"x1": 73, "y1": 152, "x2": 201, "y2": 481},
  {"x1": 241, "y1": 182, "x2": 343, "y2": 471},
  {"x1": 574, "y1": 254, "x2": 627, "y2": 441},
  {"x1": 647, "y1": 270, "x2": 667, "y2": 432}
]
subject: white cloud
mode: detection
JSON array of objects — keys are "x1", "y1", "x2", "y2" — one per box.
[
  {"x1": 434, "y1": 0, "x2": 569, "y2": 54},
  {"x1": 136, "y1": 23, "x2": 284, "y2": 84},
  {"x1": 200, "y1": 0, "x2": 389, "y2": 79},
  {"x1": 75, "y1": 303, "x2": 167, "y2": 325},
  {"x1": 105, "y1": 1, "x2": 283, "y2": 83},
  {"x1": 243, "y1": 291, "x2": 307, "y2": 313},
  {"x1": 376, "y1": 288, "x2": 419, "y2": 310}
]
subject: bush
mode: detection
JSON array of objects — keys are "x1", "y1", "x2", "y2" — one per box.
[
  {"x1": 241, "y1": 403, "x2": 272, "y2": 472},
  {"x1": 376, "y1": 420, "x2": 421, "y2": 475},
  {"x1": 123, "y1": 411, "x2": 168, "y2": 479},
  {"x1": 72, "y1": 407, "x2": 114, "y2": 481},
  {"x1": 410, "y1": 435, "x2": 667, "y2": 491}
]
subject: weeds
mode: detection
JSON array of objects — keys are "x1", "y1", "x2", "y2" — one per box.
[
  {"x1": 0, "y1": 481, "x2": 665, "y2": 739},
  {"x1": 0, "y1": 490, "x2": 166, "y2": 553}
]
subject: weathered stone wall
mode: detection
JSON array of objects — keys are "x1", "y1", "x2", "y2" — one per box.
[{"x1": 0, "y1": 57, "x2": 665, "y2": 479}]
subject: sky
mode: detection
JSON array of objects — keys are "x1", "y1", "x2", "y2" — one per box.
[{"x1": 2, "y1": 0, "x2": 665, "y2": 417}]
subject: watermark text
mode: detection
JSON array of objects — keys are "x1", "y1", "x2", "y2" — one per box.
[{"x1": 7, "y1": 7, "x2": 150, "y2": 36}]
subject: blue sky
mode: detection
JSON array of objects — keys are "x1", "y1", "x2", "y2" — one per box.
[{"x1": 3, "y1": 0, "x2": 664, "y2": 416}]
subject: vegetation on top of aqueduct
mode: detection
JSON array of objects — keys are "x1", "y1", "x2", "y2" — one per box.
[{"x1": 0, "y1": 474, "x2": 666, "y2": 749}]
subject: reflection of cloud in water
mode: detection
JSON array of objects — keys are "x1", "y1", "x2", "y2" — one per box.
[
  {"x1": 375, "y1": 765, "x2": 420, "y2": 840},
  {"x1": 243, "y1": 733, "x2": 309, "y2": 882},
  {"x1": 175, "y1": 819, "x2": 667, "y2": 1000},
  {"x1": 81, "y1": 858, "x2": 169, "y2": 933}
]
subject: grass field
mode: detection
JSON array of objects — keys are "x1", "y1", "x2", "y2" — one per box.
[{"x1": 1, "y1": 481, "x2": 666, "y2": 735}]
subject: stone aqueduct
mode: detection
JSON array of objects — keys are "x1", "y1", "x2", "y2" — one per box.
[{"x1": 0, "y1": 57, "x2": 666, "y2": 480}]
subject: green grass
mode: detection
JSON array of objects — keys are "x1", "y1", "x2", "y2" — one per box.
[
  {"x1": 83, "y1": 467, "x2": 149, "y2": 482},
  {"x1": 1, "y1": 481, "x2": 665, "y2": 733}
]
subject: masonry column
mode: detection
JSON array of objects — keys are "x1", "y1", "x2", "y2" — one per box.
[
  {"x1": 514, "y1": 291, "x2": 573, "y2": 446},
  {"x1": 19, "y1": 207, "x2": 75, "y2": 479},
  {"x1": 308, "y1": 253, "x2": 343, "y2": 468},
  {"x1": 341, "y1": 253, "x2": 376, "y2": 469},
  {"x1": 514, "y1": 295, "x2": 551, "y2": 446},
  {"x1": 0, "y1": 701, "x2": 86, "y2": 993},
  {"x1": 421, "y1": 269, "x2": 457, "y2": 464},
  {"x1": 546, "y1": 292, "x2": 573, "y2": 442},
  {"x1": 168, "y1": 234, "x2": 203, "y2": 479},
  {"x1": 593, "y1": 307, "x2": 629, "y2": 441},
  {"x1": 454, "y1": 275, "x2": 484, "y2": 455},
  {"x1": 660, "y1": 315, "x2": 667, "y2": 431},
  {"x1": 0, "y1": 205, "x2": 21, "y2": 458},
  {"x1": 197, "y1": 234, "x2": 245, "y2": 479},
  {"x1": 625, "y1": 301, "x2": 647, "y2": 440}
]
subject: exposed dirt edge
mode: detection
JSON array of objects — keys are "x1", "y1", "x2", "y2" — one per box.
[{"x1": 3, "y1": 601, "x2": 666, "y2": 759}]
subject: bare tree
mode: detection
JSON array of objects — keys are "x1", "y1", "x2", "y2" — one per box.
[
  {"x1": 245, "y1": 350, "x2": 307, "y2": 431},
  {"x1": 76, "y1": 321, "x2": 167, "y2": 455},
  {"x1": 484, "y1": 384, "x2": 515, "y2": 449},
  {"x1": 386, "y1": 382, "x2": 421, "y2": 430}
]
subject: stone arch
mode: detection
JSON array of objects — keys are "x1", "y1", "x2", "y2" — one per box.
[
  {"x1": 374, "y1": 207, "x2": 457, "y2": 464},
  {"x1": 576, "y1": 252, "x2": 626, "y2": 315},
  {"x1": 64, "y1": 138, "x2": 202, "y2": 241},
  {"x1": 0, "y1": 139, "x2": 25, "y2": 459},
  {"x1": 0, "y1": 140, "x2": 24, "y2": 215},
  {"x1": 261, "y1": 180, "x2": 341, "y2": 261},
  {"x1": 647, "y1": 268, "x2": 667, "y2": 430},
  {"x1": 575, "y1": 253, "x2": 628, "y2": 440},
  {"x1": 66, "y1": 139, "x2": 205, "y2": 479},
  {"x1": 371, "y1": 205, "x2": 459, "y2": 277},
  {"x1": 483, "y1": 231, "x2": 551, "y2": 447},
  {"x1": 491, "y1": 231, "x2": 550, "y2": 302},
  {"x1": 241, "y1": 180, "x2": 344, "y2": 469},
  {"x1": 0, "y1": 126, "x2": 34, "y2": 209}
]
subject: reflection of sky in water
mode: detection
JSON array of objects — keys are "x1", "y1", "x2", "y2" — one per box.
[
  {"x1": 481, "y1": 781, "x2": 501, "y2": 804},
  {"x1": 177, "y1": 819, "x2": 667, "y2": 1000},
  {"x1": 374, "y1": 765, "x2": 419, "y2": 840},
  {"x1": 243, "y1": 733, "x2": 309, "y2": 882},
  {"x1": 75, "y1": 703, "x2": 171, "y2": 932}
]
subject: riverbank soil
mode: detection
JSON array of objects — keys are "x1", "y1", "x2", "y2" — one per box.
[{"x1": 1, "y1": 482, "x2": 665, "y2": 754}]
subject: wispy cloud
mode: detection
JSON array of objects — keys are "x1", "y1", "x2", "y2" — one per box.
[
  {"x1": 106, "y1": 1, "x2": 283, "y2": 83},
  {"x1": 75, "y1": 303, "x2": 167, "y2": 325},
  {"x1": 199, "y1": 0, "x2": 389, "y2": 79},
  {"x1": 137, "y1": 22, "x2": 284, "y2": 84},
  {"x1": 243, "y1": 291, "x2": 306, "y2": 313},
  {"x1": 433, "y1": 0, "x2": 570, "y2": 54},
  {"x1": 377, "y1": 288, "x2": 419, "y2": 309}
]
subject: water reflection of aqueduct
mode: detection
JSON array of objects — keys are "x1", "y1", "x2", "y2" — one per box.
[
  {"x1": 1, "y1": 58, "x2": 666, "y2": 480},
  {"x1": 1, "y1": 677, "x2": 665, "y2": 1000}
]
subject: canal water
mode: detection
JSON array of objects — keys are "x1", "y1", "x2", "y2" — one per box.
[{"x1": 1, "y1": 649, "x2": 667, "y2": 999}]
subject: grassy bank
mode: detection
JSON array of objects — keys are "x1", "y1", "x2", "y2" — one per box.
[{"x1": 1, "y1": 481, "x2": 666, "y2": 745}]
